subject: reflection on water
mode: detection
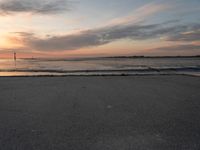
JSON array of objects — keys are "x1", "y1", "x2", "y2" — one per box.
[{"x1": 0, "y1": 57, "x2": 200, "y2": 76}]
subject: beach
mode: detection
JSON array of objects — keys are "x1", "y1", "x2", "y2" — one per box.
[{"x1": 0, "y1": 75, "x2": 200, "y2": 150}]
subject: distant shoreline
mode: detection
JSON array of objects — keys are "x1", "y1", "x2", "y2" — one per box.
[
  {"x1": 0, "y1": 55, "x2": 200, "y2": 60},
  {"x1": 24, "y1": 55, "x2": 200, "y2": 61},
  {"x1": 106, "y1": 55, "x2": 200, "y2": 59}
]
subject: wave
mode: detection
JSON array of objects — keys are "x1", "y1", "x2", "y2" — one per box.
[{"x1": 0, "y1": 66, "x2": 200, "y2": 74}]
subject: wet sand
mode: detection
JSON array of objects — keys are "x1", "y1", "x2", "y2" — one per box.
[{"x1": 0, "y1": 75, "x2": 200, "y2": 150}]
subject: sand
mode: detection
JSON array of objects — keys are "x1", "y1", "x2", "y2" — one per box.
[{"x1": 0, "y1": 75, "x2": 200, "y2": 150}]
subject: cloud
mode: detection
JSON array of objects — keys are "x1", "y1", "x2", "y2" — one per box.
[
  {"x1": 0, "y1": 0, "x2": 70, "y2": 15},
  {"x1": 12, "y1": 22, "x2": 200, "y2": 51},
  {"x1": 108, "y1": 2, "x2": 171, "y2": 26},
  {"x1": 11, "y1": 24, "x2": 160, "y2": 51},
  {"x1": 166, "y1": 30, "x2": 200, "y2": 42},
  {"x1": 152, "y1": 44, "x2": 200, "y2": 52}
]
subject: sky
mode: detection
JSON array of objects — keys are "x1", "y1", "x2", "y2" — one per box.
[{"x1": 0, "y1": 0, "x2": 200, "y2": 58}]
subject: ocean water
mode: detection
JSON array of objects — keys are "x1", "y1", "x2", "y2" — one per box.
[{"x1": 0, "y1": 57, "x2": 200, "y2": 76}]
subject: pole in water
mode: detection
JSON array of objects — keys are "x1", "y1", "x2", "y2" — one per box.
[{"x1": 14, "y1": 51, "x2": 16, "y2": 69}]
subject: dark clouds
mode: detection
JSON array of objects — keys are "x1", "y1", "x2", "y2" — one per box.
[
  {"x1": 15, "y1": 24, "x2": 161, "y2": 51},
  {"x1": 153, "y1": 44, "x2": 200, "y2": 52},
  {"x1": 0, "y1": 0, "x2": 70, "y2": 15},
  {"x1": 166, "y1": 30, "x2": 200, "y2": 42},
  {"x1": 16, "y1": 22, "x2": 200, "y2": 51}
]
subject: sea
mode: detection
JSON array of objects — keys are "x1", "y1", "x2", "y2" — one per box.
[{"x1": 0, "y1": 57, "x2": 200, "y2": 76}]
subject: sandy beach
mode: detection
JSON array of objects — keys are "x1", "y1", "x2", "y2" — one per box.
[{"x1": 0, "y1": 75, "x2": 200, "y2": 150}]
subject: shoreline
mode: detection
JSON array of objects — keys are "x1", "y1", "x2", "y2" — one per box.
[{"x1": 0, "y1": 73, "x2": 199, "y2": 77}]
